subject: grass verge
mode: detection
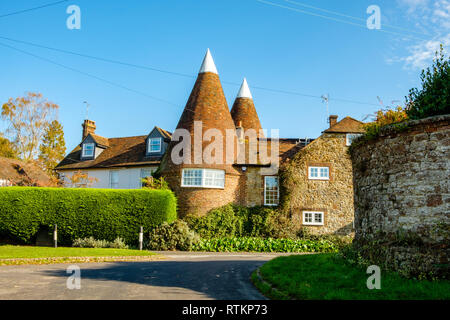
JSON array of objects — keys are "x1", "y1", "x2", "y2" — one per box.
[
  {"x1": 0, "y1": 245, "x2": 160, "y2": 265},
  {"x1": 252, "y1": 253, "x2": 450, "y2": 300}
]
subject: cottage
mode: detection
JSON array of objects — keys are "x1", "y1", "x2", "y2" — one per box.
[{"x1": 56, "y1": 49, "x2": 364, "y2": 234}]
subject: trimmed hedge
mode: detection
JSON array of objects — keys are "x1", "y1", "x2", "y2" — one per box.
[
  {"x1": 0, "y1": 187, "x2": 177, "y2": 246},
  {"x1": 192, "y1": 237, "x2": 340, "y2": 253}
]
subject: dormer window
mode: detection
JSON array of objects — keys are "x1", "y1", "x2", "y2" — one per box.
[
  {"x1": 82, "y1": 143, "x2": 95, "y2": 157},
  {"x1": 148, "y1": 138, "x2": 162, "y2": 153}
]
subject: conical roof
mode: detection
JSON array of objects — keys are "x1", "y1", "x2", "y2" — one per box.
[
  {"x1": 163, "y1": 49, "x2": 238, "y2": 173},
  {"x1": 230, "y1": 78, "x2": 264, "y2": 138}
]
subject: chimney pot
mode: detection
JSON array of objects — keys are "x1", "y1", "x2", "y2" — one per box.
[
  {"x1": 82, "y1": 119, "x2": 96, "y2": 141},
  {"x1": 329, "y1": 115, "x2": 338, "y2": 128}
]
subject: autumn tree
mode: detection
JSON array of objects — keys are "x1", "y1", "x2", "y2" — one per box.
[
  {"x1": 38, "y1": 120, "x2": 66, "y2": 176},
  {"x1": 63, "y1": 170, "x2": 98, "y2": 188},
  {"x1": 0, "y1": 133, "x2": 18, "y2": 159},
  {"x1": 1, "y1": 92, "x2": 59, "y2": 161}
]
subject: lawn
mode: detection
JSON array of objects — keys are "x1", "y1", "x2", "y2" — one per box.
[
  {"x1": 0, "y1": 245, "x2": 156, "y2": 260},
  {"x1": 252, "y1": 253, "x2": 450, "y2": 300}
]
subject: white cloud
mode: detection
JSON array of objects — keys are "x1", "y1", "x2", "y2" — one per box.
[{"x1": 396, "y1": 0, "x2": 450, "y2": 69}]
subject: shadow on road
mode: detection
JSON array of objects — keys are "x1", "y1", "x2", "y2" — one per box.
[{"x1": 43, "y1": 259, "x2": 267, "y2": 300}]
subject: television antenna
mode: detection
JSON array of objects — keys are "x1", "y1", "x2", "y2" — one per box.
[
  {"x1": 83, "y1": 101, "x2": 90, "y2": 119},
  {"x1": 321, "y1": 94, "x2": 329, "y2": 122}
]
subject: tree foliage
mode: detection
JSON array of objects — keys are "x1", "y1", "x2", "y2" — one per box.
[
  {"x1": 1, "y1": 92, "x2": 59, "y2": 160},
  {"x1": 0, "y1": 133, "x2": 18, "y2": 159},
  {"x1": 38, "y1": 120, "x2": 66, "y2": 176},
  {"x1": 405, "y1": 44, "x2": 450, "y2": 119}
]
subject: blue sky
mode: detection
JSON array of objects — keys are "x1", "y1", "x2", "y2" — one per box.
[{"x1": 0, "y1": 0, "x2": 448, "y2": 151}]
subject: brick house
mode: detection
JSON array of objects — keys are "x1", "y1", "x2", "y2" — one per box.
[{"x1": 56, "y1": 49, "x2": 364, "y2": 235}]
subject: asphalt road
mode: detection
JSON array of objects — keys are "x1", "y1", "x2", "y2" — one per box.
[{"x1": 0, "y1": 252, "x2": 294, "y2": 300}]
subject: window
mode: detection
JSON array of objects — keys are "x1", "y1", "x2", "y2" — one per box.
[
  {"x1": 148, "y1": 138, "x2": 162, "y2": 153},
  {"x1": 82, "y1": 143, "x2": 95, "y2": 157},
  {"x1": 110, "y1": 171, "x2": 119, "y2": 189},
  {"x1": 303, "y1": 211, "x2": 324, "y2": 226},
  {"x1": 181, "y1": 169, "x2": 225, "y2": 188},
  {"x1": 264, "y1": 176, "x2": 279, "y2": 206},
  {"x1": 308, "y1": 166, "x2": 330, "y2": 180},
  {"x1": 346, "y1": 134, "x2": 363, "y2": 146}
]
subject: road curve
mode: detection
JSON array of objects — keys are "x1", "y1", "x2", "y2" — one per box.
[{"x1": 0, "y1": 252, "x2": 297, "y2": 300}]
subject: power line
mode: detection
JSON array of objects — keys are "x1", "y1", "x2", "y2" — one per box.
[
  {"x1": 255, "y1": 0, "x2": 429, "y2": 42},
  {"x1": 283, "y1": 0, "x2": 431, "y2": 37},
  {"x1": 0, "y1": 42, "x2": 178, "y2": 107},
  {"x1": 0, "y1": 0, "x2": 69, "y2": 19},
  {"x1": 0, "y1": 35, "x2": 381, "y2": 107}
]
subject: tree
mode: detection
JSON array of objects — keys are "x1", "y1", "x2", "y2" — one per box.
[
  {"x1": 405, "y1": 44, "x2": 450, "y2": 120},
  {"x1": 0, "y1": 133, "x2": 18, "y2": 159},
  {"x1": 38, "y1": 120, "x2": 66, "y2": 176},
  {"x1": 63, "y1": 170, "x2": 98, "y2": 188},
  {"x1": 1, "y1": 92, "x2": 59, "y2": 160}
]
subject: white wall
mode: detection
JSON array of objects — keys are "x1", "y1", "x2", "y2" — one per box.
[{"x1": 58, "y1": 166, "x2": 158, "y2": 189}]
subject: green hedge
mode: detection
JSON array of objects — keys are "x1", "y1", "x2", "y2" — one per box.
[
  {"x1": 0, "y1": 187, "x2": 177, "y2": 245},
  {"x1": 192, "y1": 237, "x2": 340, "y2": 253}
]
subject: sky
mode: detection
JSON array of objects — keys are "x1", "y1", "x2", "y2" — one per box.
[{"x1": 0, "y1": 0, "x2": 448, "y2": 152}]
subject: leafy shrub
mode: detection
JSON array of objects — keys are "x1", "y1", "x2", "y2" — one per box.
[
  {"x1": 142, "y1": 176, "x2": 170, "y2": 190},
  {"x1": 184, "y1": 204, "x2": 298, "y2": 239},
  {"x1": 146, "y1": 220, "x2": 200, "y2": 251},
  {"x1": 0, "y1": 187, "x2": 177, "y2": 246},
  {"x1": 192, "y1": 237, "x2": 340, "y2": 253},
  {"x1": 405, "y1": 45, "x2": 450, "y2": 120},
  {"x1": 72, "y1": 237, "x2": 129, "y2": 249},
  {"x1": 362, "y1": 107, "x2": 409, "y2": 140}
]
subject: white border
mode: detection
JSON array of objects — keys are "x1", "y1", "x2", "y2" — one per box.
[
  {"x1": 148, "y1": 137, "x2": 162, "y2": 153},
  {"x1": 181, "y1": 168, "x2": 225, "y2": 189},
  {"x1": 308, "y1": 166, "x2": 330, "y2": 180},
  {"x1": 264, "y1": 176, "x2": 279, "y2": 206},
  {"x1": 303, "y1": 211, "x2": 324, "y2": 226},
  {"x1": 82, "y1": 143, "x2": 95, "y2": 157}
]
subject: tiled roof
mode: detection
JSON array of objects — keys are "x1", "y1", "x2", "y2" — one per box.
[
  {"x1": 155, "y1": 127, "x2": 172, "y2": 140},
  {"x1": 0, "y1": 157, "x2": 54, "y2": 186},
  {"x1": 324, "y1": 116, "x2": 365, "y2": 133},
  {"x1": 89, "y1": 134, "x2": 110, "y2": 147},
  {"x1": 234, "y1": 138, "x2": 310, "y2": 165},
  {"x1": 161, "y1": 59, "x2": 239, "y2": 174},
  {"x1": 56, "y1": 135, "x2": 162, "y2": 170},
  {"x1": 231, "y1": 79, "x2": 264, "y2": 138}
]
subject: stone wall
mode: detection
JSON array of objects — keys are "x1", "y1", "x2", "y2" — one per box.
[
  {"x1": 280, "y1": 133, "x2": 355, "y2": 236},
  {"x1": 350, "y1": 115, "x2": 450, "y2": 278}
]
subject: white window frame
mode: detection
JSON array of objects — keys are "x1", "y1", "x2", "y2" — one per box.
[
  {"x1": 82, "y1": 143, "x2": 95, "y2": 157},
  {"x1": 264, "y1": 176, "x2": 279, "y2": 206},
  {"x1": 346, "y1": 133, "x2": 363, "y2": 146},
  {"x1": 308, "y1": 166, "x2": 330, "y2": 180},
  {"x1": 109, "y1": 171, "x2": 119, "y2": 189},
  {"x1": 148, "y1": 137, "x2": 162, "y2": 153},
  {"x1": 181, "y1": 168, "x2": 225, "y2": 189},
  {"x1": 303, "y1": 211, "x2": 324, "y2": 226}
]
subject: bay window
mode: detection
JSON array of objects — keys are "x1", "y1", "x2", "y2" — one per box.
[{"x1": 181, "y1": 169, "x2": 225, "y2": 188}]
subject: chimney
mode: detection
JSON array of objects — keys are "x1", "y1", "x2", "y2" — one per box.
[
  {"x1": 329, "y1": 115, "x2": 338, "y2": 128},
  {"x1": 82, "y1": 120, "x2": 96, "y2": 140}
]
